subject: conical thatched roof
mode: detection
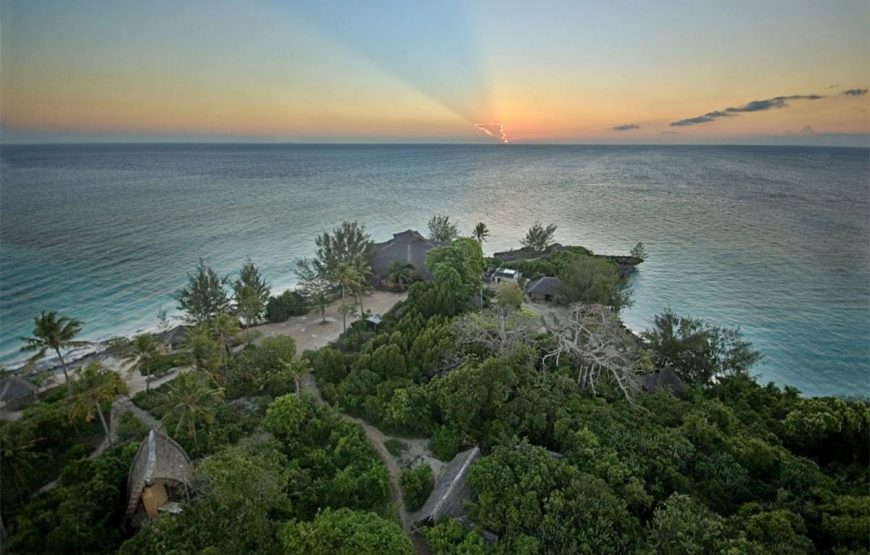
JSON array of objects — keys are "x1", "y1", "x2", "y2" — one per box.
[
  {"x1": 125, "y1": 429, "x2": 192, "y2": 519},
  {"x1": 642, "y1": 366, "x2": 686, "y2": 394},
  {"x1": 413, "y1": 446, "x2": 480, "y2": 525}
]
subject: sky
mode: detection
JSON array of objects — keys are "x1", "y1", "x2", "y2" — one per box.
[{"x1": 1, "y1": 0, "x2": 868, "y2": 145}]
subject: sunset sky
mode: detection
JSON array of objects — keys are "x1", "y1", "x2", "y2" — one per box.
[{"x1": 1, "y1": 0, "x2": 868, "y2": 145}]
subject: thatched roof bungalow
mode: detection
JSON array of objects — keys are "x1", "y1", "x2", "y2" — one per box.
[
  {"x1": 0, "y1": 375, "x2": 39, "y2": 411},
  {"x1": 413, "y1": 446, "x2": 480, "y2": 526},
  {"x1": 125, "y1": 430, "x2": 192, "y2": 526},
  {"x1": 525, "y1": 276, "x2": 563, "y2": 302},
  {"x1": 161, "y1": 325, "x2": 188, "y2": 352},
  {"x1": 642, "y1": 367, "x2": 686, "y2": 395},
  {"x1": 371, "y1": 230, "x2": 442, "y2": 287}
]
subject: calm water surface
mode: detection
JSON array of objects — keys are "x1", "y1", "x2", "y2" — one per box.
[{"x1": 1, "y1": 144, "x2": 867, "y2": 397}]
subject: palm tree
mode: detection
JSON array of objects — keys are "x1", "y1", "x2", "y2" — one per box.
[
  {"x1": 335, "y1": 262, "x2": 363, "y2": 332},
  {"x1": 159, "y1": 372, "x2": 222, "y2": 448},
  {"x1": 126, "y1": 334, "x2": 161, "y2": 392},
  {"x1": 0, "y1": 425, "x2": 39, "y2": 502},
  {"x1": 213, "y1": 313, "x2": 240, "y2": 362},
  {"x1": 69, "y1": 362, "x2": 126, "y2": 447},
  {"x1": 387, "y1": 260, "x2": 417, "y2": 291},
  {"x1": 20, "y1": 311, "x2": 90, "y2": 395},
  {"x1": 473, "y1": 222, "x2": 490, "y2": 244}
]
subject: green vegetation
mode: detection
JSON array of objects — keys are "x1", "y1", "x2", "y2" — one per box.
[
  {"x1": 266, "y1": 289, "x2": 309, "y2": 322},
  {"x1": 20, "y1": 310, "x2": 89, "y2": 395},
  {"x1": 558, "y1": 254, "x2": 632, "y2": 310},
  {"x1": 176, "y1": 258, "x2": 230, "y2": 326},
  {"x1": 428, "y1": 214, "x2": 459, "y2": 242},
  {"x1": 233, "y1": 257, "x2": 271, "y2": 337},
  {"x1": 521, "y1": 220, "x2": 558, "y2": 252},
  {"x1": 400, "y1": 464, "x2": 434, "y2": 511},
  {"x1": 472, "y1": 221, "x2": 490, "y2": 244},
  {"x1": 3, "y1": 227, "x2": 866, "y2": 555}
]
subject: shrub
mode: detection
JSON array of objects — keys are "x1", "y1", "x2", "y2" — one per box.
[
  {"x1": 400, "y1": 465, "x2": 433, "y2": 511},
  {"x1": 266, "y1": 290, "x2": 308, "y2": 322}
]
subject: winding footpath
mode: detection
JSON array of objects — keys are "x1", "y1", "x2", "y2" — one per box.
[{"x1": 299, "y1": 372, "x2": 428, "y2": 552}]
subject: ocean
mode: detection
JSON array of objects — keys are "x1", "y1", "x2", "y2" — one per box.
[{"x1": 1, "y1": 144, "x2": 867, "y2": 397}]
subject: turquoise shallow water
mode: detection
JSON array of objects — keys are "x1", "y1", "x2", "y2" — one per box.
[{"x1": 1, "y1": 144, "x2": 868, "y2": 397}]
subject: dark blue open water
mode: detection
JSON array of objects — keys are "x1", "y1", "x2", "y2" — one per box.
[{"x1": 1, "y1": 144, "x2": 867, "y2": 397}]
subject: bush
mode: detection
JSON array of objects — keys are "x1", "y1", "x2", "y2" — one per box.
[
  {"x1": 266, "y1": 290, "x2": 308, "y2": 322},
  {"x1": 384, "y1": 438, "x2": 407, "y2": 457},
  {"x1": 400, "y1": 465, "x2": 433, "y2": 511},
  {"x1": 431, "y1": 425, "x2": 464, "y2": 460}
]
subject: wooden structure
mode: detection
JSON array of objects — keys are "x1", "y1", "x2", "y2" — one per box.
[
  {"x1": 0, "y1": 375, "x2": 39, "y2": 411},
  {"x1": 525, "y1": 276, "x2": 563, "y2": 302},
  {"x1": 413, "y1": 446, "x2": 480, "y2": 526},
  {"x1": 125, "y1": 429, "x2": 192, "y2": 526},
  {"x1": 642, "y1": 366, "x2": 687, "y2": 395},
  {"x1": 370, "y1": 230, "x2": 442, "y2": 287}
]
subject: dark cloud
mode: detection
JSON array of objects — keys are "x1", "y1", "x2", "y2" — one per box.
[
  {"x1": 841, "y1": 88, "x2": 868, "y2": 96},
  {"x1": 826, "y1": 83, "x2": 840, "y2": 89},
  {"x1": 473, "y1": 123, "x2": 510, "y2": 143},
  {"x1": 660, "y1": 131, "x2": 681, "y2": 135},
  {"x1": 670, "y1": 94, "x2": 824, "y2": 127},
  {"x1": 612, "y1": 123, "x2": 640, "y2": 131}
]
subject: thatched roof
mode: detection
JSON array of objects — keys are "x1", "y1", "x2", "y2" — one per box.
[
  {"x1": 0, "y1": 375, "x2": 38, "y2": 403},
  {"x1": 371, "y1": 230, "x2": 442, "y2": 282},
  {"x1": 525, "y1": 276, "x2": 562, "y2": 298},
  {"x1": 161, "y1": 325, "x2": 188, "y2": 349},
  {"x1": 125, "y1": 430, "x2": 192, "y2": 518},
  {"x1": 642, "y1": 367, "x2": 686, "y2": 395},
  {"x1": 414, "y1": 446, "x2": 480, "y2": 525}
]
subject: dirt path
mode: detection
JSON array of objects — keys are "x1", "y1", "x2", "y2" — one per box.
[{"x1": 299, "y1": 372, "x2": 422, "y2": 548}]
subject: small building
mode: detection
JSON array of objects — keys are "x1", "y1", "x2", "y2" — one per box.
[
  {"x1": 642, "y1": 367, "x2": 686, "y2": 395},
  {"x1": 125, "y1": 430, "x2": 192, "y2": 527},
  {"x1": 525, "y1": 276, "x2": 562, "y2": 302},
  {"x1": 413, "y1": 446, "x2": 481, "y2": 526},
  {"x1": 0, "y1": 375, "x2": 39, "y2": 411},
  {"x1": 161, "y1": 325, "x2": 188, "y2": 352},
  {"x1": 491, "y1": 268, "x2": 521, "y2": 284},
  {"x1": 371, "y1": 230, "x2": 443, "y2": 287}
]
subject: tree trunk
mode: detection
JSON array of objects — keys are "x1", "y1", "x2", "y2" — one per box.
[
  {"x1": 320, "y1": 304, "x2": 327, "y2": 324},
  {"x1": 340, "y1": 284, "x2": 347, "y2": 332},
  {"x1": 294, "y1": 376, "x2": 301, "y2": 397},
  {"x1": 55, "y1": 348, "x2": 72, "y2": 396},
  {"x1": 96, "y1": 401, "x2": 112, "y2": 447}
]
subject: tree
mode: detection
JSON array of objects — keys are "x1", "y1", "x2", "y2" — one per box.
[
  {"x1": 521, "y1": 220, "x2": 558, "y2": 252},
  {"x1": 558, "y1": 255, "x2": 631, "y2": 311},
  {"x1": 645, "y1": 494, "x2": 726, "y2": 554},
  {"x1": 543, "y1": 304, "x2": 642, "y2": 401},
  {"x1": 20, "y1": 311, "x2": 89, "y2": 395},
  {"x1": 472, "y1": 222, "x2": 490, "y2": 244},
  {"x1": 159, "y1": 371, "x2": 223, "y2": 448},
  {"x1": 426, "y1": 237, "x2": 486, "y2": 301},
  {"x1": 233, "y1": 257, "x2": 271, "y2": 339},
  {"x1": 266, "y1": 289, "x2": 309, "y2": 322},
  {"x1": 428, "y1": 214, "x2": 459, "y2": 242},
  {"x1": 185, "y1": 325, "x2": 223, "y2": 379},
  {"x1": 213, "y1": 312, "x2": 240, "y2": 362},
  {"x1": 387, "y1": 260, "x2": 418, "y2": 290},
  {"x1": 69, "y1": 362, "x2": 127, "y2": 446},
  {"x1": 279, "y1": 508, "x2": 413, "y2": 554},
  {"x1": 295, "y1": 258, "x2": 332, "y2": 324},
  {"x1": 127, "y1": 334, "x2": 161, "y2": 392},
  {"x1": 495, "y1": 281, "x2": 523, "y2": 310},
  {"x1": 630, "y1": 241, "x2": 647, "y2": 261},
  {"x1": 313, "y1": 221, "x2": 374, "y2": 281},
  {"x1": 642, "y1": 310, "x2": 761, "y2": 384},
  {"x1": 336, "y1": 262, "x2": 363, "y2": 332},
  {"x1": 400, "y1": 465, "x2": 433, "y2": 511},
  {"x1": 176, "y1": 258, "x2": 230, "y2": 326},
  {"x1": 259, "y1": 336, "x2": 302, "y2": 396}
]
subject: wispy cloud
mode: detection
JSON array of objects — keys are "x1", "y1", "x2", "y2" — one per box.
[
  {"x1": 612, "y1": 123, "x2": 640, "y2": 131},
  {"x1": 671, "y1": 94, "x2": 824, "y2": 127},
  {"x1": 841, "y1": 88, "x2": 868, "y2": 96},
  {"x1": 827, "y1": 83, "x2": 840, "y2": 89},
  {"x1": 474, "y1": 123, "x2": 510, "y2": 143}
]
